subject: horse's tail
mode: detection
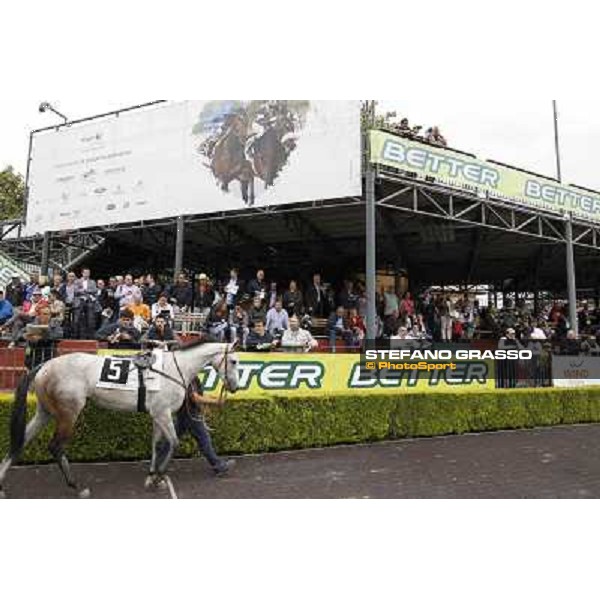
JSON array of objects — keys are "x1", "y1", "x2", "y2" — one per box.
[{"x1": 9, "y1": 366, "x2": 42, "y2": 458}]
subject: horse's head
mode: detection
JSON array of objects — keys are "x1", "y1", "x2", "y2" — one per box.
[{"x1": 210, "y1": 342, "x2": 240, "y2": 394}]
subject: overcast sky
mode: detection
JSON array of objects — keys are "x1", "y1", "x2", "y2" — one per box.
[{"x1": 1, "y1": 99, "x2": 598, "y2": 191}]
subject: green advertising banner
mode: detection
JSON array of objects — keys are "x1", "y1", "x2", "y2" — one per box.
[{"x1": 370, "y1": 130, "x2": 600, "y2": 224}]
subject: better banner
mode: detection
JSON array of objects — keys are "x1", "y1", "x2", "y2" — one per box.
[
  {"x1": 200, "y1": 352, "x2": 495, "y2": 398},
  {"x1": 370, "y1": 130, "x2": 600, "y2": 224},
  {"x1": 26, "y1": 101, "x2": 362, "y2": 234},
  {"x1": 101, "y1": 350, "x2": 494, "y2": 397}
]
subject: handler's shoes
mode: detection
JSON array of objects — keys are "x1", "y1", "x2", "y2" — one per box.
[{"x1": 213, "y1": 459, "x2": 235, "y2": 477}]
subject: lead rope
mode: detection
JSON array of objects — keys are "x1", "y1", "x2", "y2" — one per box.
[{"x1": 218, "y1": 345, "x2": 229, "y2": 405}]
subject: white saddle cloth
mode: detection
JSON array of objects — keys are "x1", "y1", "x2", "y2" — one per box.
[{"x1": 96, "y1": 350, "x2": 164, "y2": 392}]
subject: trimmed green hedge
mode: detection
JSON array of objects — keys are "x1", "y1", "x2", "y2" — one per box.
[{"x1": 1, "y1": 387, "x2": 600, "y2": 464}]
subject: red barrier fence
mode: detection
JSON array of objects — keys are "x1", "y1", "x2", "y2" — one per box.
[{"x1": 0, "y1": 340, "x2": 100, "y2": 391}]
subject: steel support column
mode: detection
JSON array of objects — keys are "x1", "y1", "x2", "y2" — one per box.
[
  {"x1": 40, "y1": 231, "x2": 51, "y2": 276},
  {"x1": 565, "y1": 216, "x2": 578, "y2": 336},
  {"x1": 174, "y1": 216, "x2": 185, "y2": 279},
  {"x1": 366, "y1": 167, "x2": 377, "y2": 340},
  {"x1": 364, "y1": 103, "x2": 378, "y2": 342}
]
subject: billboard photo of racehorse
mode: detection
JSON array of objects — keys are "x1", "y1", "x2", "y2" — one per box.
[
  {"x1": 25, "y1": 100, "x2": 361, "y2": 234},
  {"x1": 193, "y1": 100, "x2": 311, "y2": 206}
]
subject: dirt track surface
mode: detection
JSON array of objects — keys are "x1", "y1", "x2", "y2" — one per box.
[{"x1": 4, "y1": 424, "x2": 600, "y2": 499}]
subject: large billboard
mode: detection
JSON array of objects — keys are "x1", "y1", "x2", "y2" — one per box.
[
  {"x1": 25, "y1": 100, "x2": 362, "y2": 235},
  {"x1": 370, "y1": 130, "x2": 600, "y2": 224}
]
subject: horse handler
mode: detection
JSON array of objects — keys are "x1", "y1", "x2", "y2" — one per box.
[
  {"x1": 153, "y1": 377, "x2": 234, "y2": 479},
  {"x1": 178, "y1": 378, "x2": 235, "y2": 476}
]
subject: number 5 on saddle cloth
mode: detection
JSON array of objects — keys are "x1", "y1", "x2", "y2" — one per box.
[{"x1": 97, "y1": 350, "x2": 165, "y2": 412}]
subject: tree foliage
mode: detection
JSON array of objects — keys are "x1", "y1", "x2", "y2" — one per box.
[{"x1": 0, "y1": 166, "x2": 25, "y2": 221}]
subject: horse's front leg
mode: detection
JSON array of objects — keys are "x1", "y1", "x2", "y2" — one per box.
[
  {"x1": 153, "y1": 410, "x2": 180, "y2": 476},
  {"x1": 145, "y1": 422, "x2": 164, "y2": 489}
]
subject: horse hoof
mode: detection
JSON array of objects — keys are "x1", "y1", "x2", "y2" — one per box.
[
  {"x1": 155, "y1": 479, "x2": 168, "y2": 492},
  {"x1": 78, "y1": 488, "x2": 91, "y2": 499},
  {"x1": 0, "y1": 489, "x2": 6, "y2": 500},
  {"x1": 145, "y1": 476, "x2": 167, "y2": 492}
]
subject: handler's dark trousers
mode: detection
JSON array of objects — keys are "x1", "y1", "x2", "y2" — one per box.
[{"x1": 175, "y1": 407, "x2": 222, "y2": 468}]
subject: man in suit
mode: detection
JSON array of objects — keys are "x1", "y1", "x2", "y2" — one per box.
[
  {"x1": 247, "y1": 269, "x2": 267, "y2": 301},
  {"x1": 304, "y1": 273, "x2": 328, "y2": 318},
  {"x1": 73, "y1": 268, "x2": 99, "y2": 339}
]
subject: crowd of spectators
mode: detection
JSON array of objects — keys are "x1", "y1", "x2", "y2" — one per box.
[
  {"x1": 379, "y1": 288, "x2": 600, "y2": 357},
  {"x1": 384, "y1": 116, "x2": 448, "y2": 147},
  {"x1": 1, "y1": 268, "x2": 598, "y2": 356}
]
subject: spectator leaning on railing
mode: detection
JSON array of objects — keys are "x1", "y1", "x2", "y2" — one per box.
[
  {"x1": 24, "y1": 305, "x2": 63, "y2": 370},
  {"x1": 425, "y1": 126, "x2": 447, "y2": 147},
  {"x1": 246, "y1": 320, "x2": 278, "y2": 352},
  {"x1": 96, "y1": 308, "x2": 141, "y2": 349},
  {"x1": 280, "y1": 315, "x2": 318, "y2": 352},
  {"x1": 146, "y1": 315, "x2": 178, "y2": 348}
]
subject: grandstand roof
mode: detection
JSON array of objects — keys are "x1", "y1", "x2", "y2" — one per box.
[{"x1": 82, "y1": 183, "x2": 600, "y2": 293}]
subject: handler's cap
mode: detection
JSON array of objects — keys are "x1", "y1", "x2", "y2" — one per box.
[
  {"x1": 506, "y1": 327, "x2": 516, "y2": 334},
  {"x1": 198, "y1": 273, "x2": 209, "y2": 281},
  {"x1": 32, "y1": 287, "x2": 42, "y2": 295}
]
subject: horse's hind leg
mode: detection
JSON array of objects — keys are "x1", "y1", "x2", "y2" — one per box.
[
  {"x1": 240, "y1": 180, "x2": 249, "y2": 204},
  {"x1": 48, "y1": 408, "x2": 90, "y2": 498},
  {"x1": 249, "y1": 177, "x2": 255, "y2": 206},
  {"x1": 0, "y1": 405, "x2": 52, "y2": 498}
]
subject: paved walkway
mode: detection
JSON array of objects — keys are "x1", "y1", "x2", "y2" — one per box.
[{"x1": 3, "y1": 424, "x2": 600, "y2": 498}]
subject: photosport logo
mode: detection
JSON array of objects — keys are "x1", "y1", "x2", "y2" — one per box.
[{"x1": 361, "y1": 340, "x2": 538, "y2": 388}]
